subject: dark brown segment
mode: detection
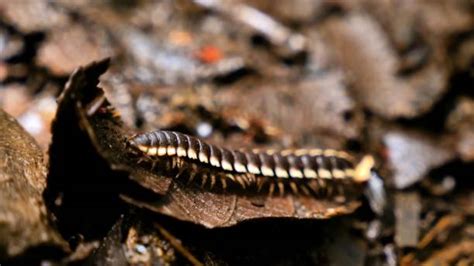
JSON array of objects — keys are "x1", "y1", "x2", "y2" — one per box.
[
  {"x1": 172, "y1": 132, "x2": 182, "y2": 148},
  {"x1": 273, "y1": 153, "x2": 290, "y2": 172},
  {"x1": 258, "y1": 152, "x2": 275, "y2": 169},
  {"x1": 287, "y1": 154, "x2": 304, "y2": 170},
  {"x1": 315, "y1": 155, "x2": 333, "y2": 178},
  {"x1": 221, "y1": 148, "x2": 234, "y2": 168},
  {"x1": 232, "y1": 150, "x2": 248, "y2": 172},
  {"x1": 150, "y1": 131, "x2": 159, "y2": 146},
  {"x1": 315, "y1": 155, "x2": 329, "y2": 169},
  {"x1": 245, "y1": 152, "x2": 261, "y2": 168},
  {"x1": 164, "y1": 131, "x2": 178, "y2": 148},
  {"x1": 143, "y1": 132, "x2": 153, "y2": 146},
  {"x1": 159, "y1": 131, "x2": 169, "y2": 146},
  {"x1": 145, "y1": 132, "x2": 156, "y2": 146},
  {"x1": 232, "y1": 151, "x2": 247, "y2": 164},
  {"x1": 328, "y1": 156, "x2": 345, "y2": 171},
  {"x1": 337, "y1": 157, "x2": 353, "y2": 170},
  {"x1": 162, "y1": 131, "x2": 172, "y2": 146},
  {"x1": 198, "y1": 139, "x2": 211, "y2": 158},
  {"x1": 209, "y1": 144, "x2": 222, "y2": 164},
  {"x1": 301, "y1": 155, "x2": 316, "y2": 170},
  {"x1": 175, "y1": 132, "x2": 189, "y2": 150},
  {"x1": 187, "y1": 135, "x2": 200, "y2": 153}
]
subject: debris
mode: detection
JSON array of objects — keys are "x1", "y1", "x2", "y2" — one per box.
[
  {"x1": 394, "y1": 192, "x2": 421, "y2": 248},
  {"x1": 195, "y1": 45, "x2": 223, "y2": 64},
  {"x1": 421, "y1": 240, "x2": 474, "y2": 265},
  {"x1": 321, "y1": 15, "x2": 448, "y2": 119},
  {"x1": 418, "y1": 214, "x2": 464, "y2": 249},
  {"x1": 194, "y1": 0, "x2": 306, "y2": 57},
  {"x1": 365, "y1": 171, "x2": 387, "y2": 216},
  {"x1": 37, "y1": 23, "x2": 114, "y2": 76},
  {"x1": 383, "y1": 244, "x2": 398, "y2": 266},
  {"x1": 384, "y1": 131, "x2": 455, "y2": 189},
  {"x1": 421, "y1": 176, "x2": 456, "y2": 196},
  {"x1": 1, "y1": 0, "x2": 473, "y2": 263},
  {"x1": 17, "y1": 92, "x2": 57, "y2": 151},
  {"x1": 0, "y1": 1, "x2": 69, "y2": 32},
  {"x1": 446, "y1": 97, "x2": 474, "y2": 161},
  {"x1": 366, "y1": 220, "x2": 382, "y2": 242},
  {"x1": 215, "y1": 73, "x2": 363, "y2": 142}
]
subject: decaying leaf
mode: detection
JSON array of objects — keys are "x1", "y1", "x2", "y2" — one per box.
[
  {"x1": 447, "y1": 97, "x2": 474, "y2": 162},
  {"x1": 37, "y1": 22, "x2": 114, "y2": 76},
  {"x1": 0, "y1": 1, "x2": 69, "y2": 32},
  {"x1": 216, "y1": 73, "x2": 363, "y2": 143},
  {"x1": 321, "y1": 14, "x2": 448, "y2": 119},
  {"x1": 383, "y1": 130, "x2": 455, "y2": 189},
  {"x1": 51, "y1": 59, "x2": 364, "y2": 229},
  {"x1": 0, "y1": 108, "x2": 67, "y2": 258}
]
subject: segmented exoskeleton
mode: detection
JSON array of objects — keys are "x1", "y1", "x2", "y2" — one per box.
[{"x1": 127, "y1": 130, "x2": 374, "y2": 196}]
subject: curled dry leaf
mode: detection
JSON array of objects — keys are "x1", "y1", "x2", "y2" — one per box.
[
  {"x1": 86, "y1": 218, "x2": 128, "y2": 266},
  {"x1": 0, "y1": 109, "x2": 67, "y2": 258},
  {"x1": 37, "y1": 22, "x2": 114, "y2": 76},
  {"x1": 321, "y1": 15, "x2": 448, "y2": 119},
  {"x1": 0, "y1": 0, "x2": 69, "y2": 32},
  {"x1": 446, "y1": 97, "x2": 474, "y2": 162},
  {"x1": 384, "y1": 130, "x2": 455, "y2": 189},
  {"x1": 54, "y1": 59, "x2": 363, "y2": 229},
  {"x1": 216, "y1": 74, "x2": 363, "y2": 142}
]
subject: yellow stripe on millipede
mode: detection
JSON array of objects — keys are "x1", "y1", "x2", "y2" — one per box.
[
  {"x1": 158, "y1": 147, "x2": 167, "y2": 156},
  {"x1": 275, "y1": 167, "x2": 289, "y2": 178},
  {"x1": 147, "y1": 147, "x2": 157, "y2": 156}
]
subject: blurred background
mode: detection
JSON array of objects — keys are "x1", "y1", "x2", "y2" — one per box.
[{"x1": 0, "y1": 0, "x2": 473, "y2": 265}]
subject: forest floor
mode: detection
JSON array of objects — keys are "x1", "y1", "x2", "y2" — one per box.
[{"x1": 0, "y1": 0, "x2": 473, "y2": 265}]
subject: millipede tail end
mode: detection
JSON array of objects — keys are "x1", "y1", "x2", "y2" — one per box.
[{"x1": 353, "y1": 155, "x2": 375, "y2": 183}]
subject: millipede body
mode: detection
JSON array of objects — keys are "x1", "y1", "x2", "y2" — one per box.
[{"x1": 127, "y1": 130, "x2": 374, "y2": 196}]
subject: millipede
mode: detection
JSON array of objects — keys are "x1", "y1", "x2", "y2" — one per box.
[{"x1": 127, "y1": 130, "x2": 374, "y2": 197}]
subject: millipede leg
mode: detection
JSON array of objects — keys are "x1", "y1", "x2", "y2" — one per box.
[
  {"x1": 307, "y1": 181, "x2": 320, "y2": 196},
  {"x1": 317, "y1": 179, "x2": 326, "y2": 188},
  {"x1": 201, "y1": 173, "x2": 208, "y2": 188},
  {"x1": 176, "y1": 158, "x2": 184, "y2": 168},
  {"x1": 171, "y1": 157, "x2": 177, "y2": 169},
  {"x1": 277, "y1": 181, "x2": 285, "y2": 196},
  {"x1": 225, "y1": 174, "x2": 236, "y2": 182},
  {"x1": 152, "y1": 161, "x2": 159, "y2": 171},
  {"x1": 245, "y1": 173, "x2": 256, "y2": 184},
  {"x1": 235, "y1": 175, "x2": 247, "y2": 189},
  {"x1": 175, "y1": 166, "x2": 186, "y2": 179},
  {"x1": 289, "y1": 182, "x2": 299, "y2": 194},
  {"x1": 326, "y1": 182, "x2": 334, "y2": 196},
  {"x1": 268, "y1": 183, "x2": 275, "y2": 197},
  {"x1": 256, "y1": 178, "x2": 266, "y2": 192},
  {"x1": 210, "y1": 174, "x2": 217, "y2": 189},
  {"x1": 220, "y1": 177, "x2": 227, "y2": 190},
  {"x1": 300, "y1": 185, "x2": 311, "y2": 196},
  {"x1": 187, "y1": 171, "x2": 197, "y2": 184},
  {"x1": 336, "y1": 183, "x2": 345, "y2": 196}
]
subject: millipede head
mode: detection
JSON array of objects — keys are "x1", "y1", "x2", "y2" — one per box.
[
  {"x1": 126, "y1": 134, "x2": 147, "y2": 154},
  {"x1": 128, "y1": 133, "x2": 149, "y2": 145}
]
